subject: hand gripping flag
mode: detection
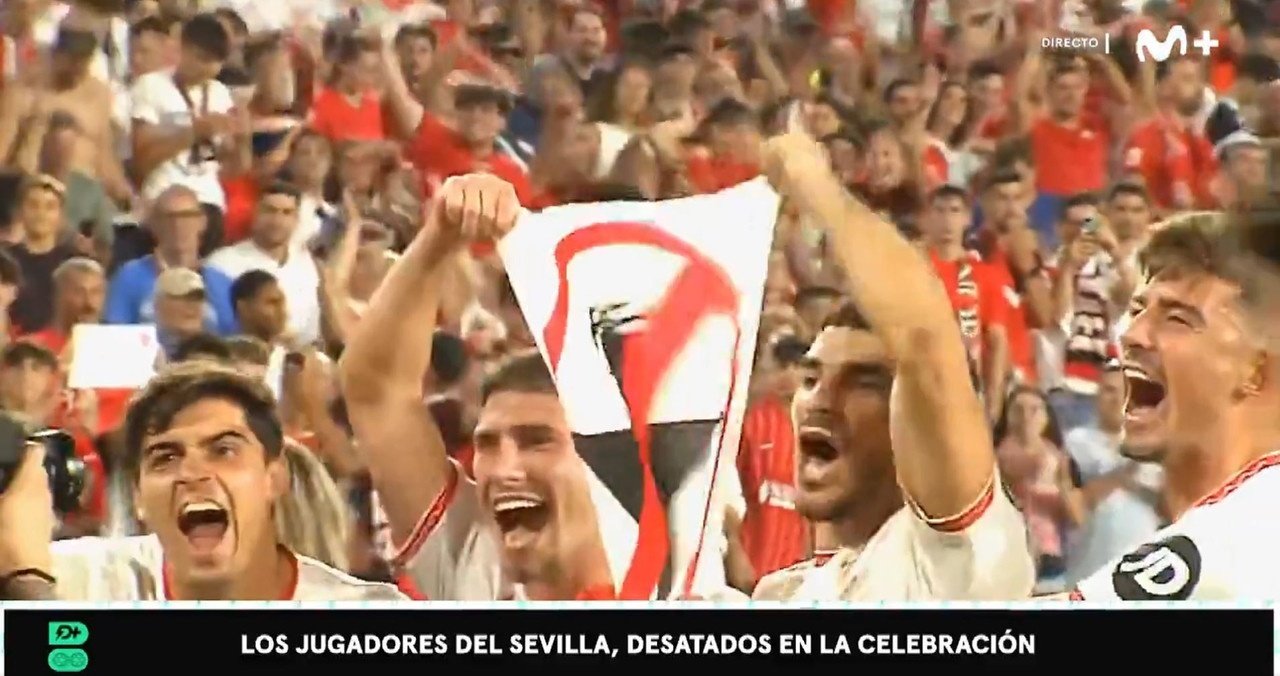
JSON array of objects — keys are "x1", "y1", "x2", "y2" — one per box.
[{"x1": 499, "y1": 179, "x2": 779, "y2": 600}]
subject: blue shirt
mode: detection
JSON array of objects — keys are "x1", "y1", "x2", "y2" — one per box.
[{"x1": 104, "y1": 255, "x2": 239, "y2": 335}]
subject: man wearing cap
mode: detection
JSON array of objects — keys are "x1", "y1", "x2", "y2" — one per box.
[
  {"x1": 379, "y1": 38, "x2": 532, "y2": 206},
  {"x1": 153, "y1": 267, "x2": 211, "y2": 359}
]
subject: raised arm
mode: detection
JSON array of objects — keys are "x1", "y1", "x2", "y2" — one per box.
[
  {"x1": 763, "y1": 133, "x2": 993, "y2": 520},
  {"x1": 338, "y1": 174, "x2": 518, "y2": 545}
]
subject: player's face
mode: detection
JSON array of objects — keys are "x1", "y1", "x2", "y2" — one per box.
[
  {"x1": 472, "y1": 391, "x2": 598, "y2": 588},
  {"x1": 792, "y1": 327, "x2": 895, "y2": 521},
  {"x1": 135, "y1": 398, "x2": 284, "y2": 592},
  {"x1": 1120, "y1": 271, "x2": 1254, "y2": 460}
]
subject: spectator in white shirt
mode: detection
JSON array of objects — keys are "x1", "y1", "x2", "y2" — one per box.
[
  {"x1": 206, "y1": 181, "x2": 321, "y2": 346},
  {"x1": 129, "y1": 13, "x2": 250, "y2": 254},
  {"x1": 1063, "y1": 365, "x2": 1165, "y2": 584}
]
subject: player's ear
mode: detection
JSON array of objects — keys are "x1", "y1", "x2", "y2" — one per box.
[
  {"x1": 1239, "y1": 351, "x2": 1269, "y2": 398},
  {"x1": 266, "y1": 451, "x2": 288, "y2": 502}
]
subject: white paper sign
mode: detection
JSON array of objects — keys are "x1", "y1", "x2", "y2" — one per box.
[
  {"x1": 498, "y1": 178, "x2": 779, "y2": 599},
  {"x1": 67, "y1": 324, "x2": 162, "y2": 390}
]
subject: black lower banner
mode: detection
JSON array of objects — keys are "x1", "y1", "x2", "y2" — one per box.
[{"x1": 5, "y1": 608, "x2": 1273, "y2": 672}]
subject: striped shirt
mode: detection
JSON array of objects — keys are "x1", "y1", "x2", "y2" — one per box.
[{"x1": 737, "y1": 397, "x2": 807, "y2": 580}]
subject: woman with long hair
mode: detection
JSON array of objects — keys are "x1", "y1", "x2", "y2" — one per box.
[
  {"x1": 993, "y1": 386, "x2": 1088, "y2": 592},
  {"x1": 275, "y1": 440, "x2": 350, "y2": 571}
]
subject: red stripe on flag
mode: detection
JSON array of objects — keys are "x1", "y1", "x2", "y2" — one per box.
[{"x1": 544, "y1": 222, "x2": 742, "y2": 599}]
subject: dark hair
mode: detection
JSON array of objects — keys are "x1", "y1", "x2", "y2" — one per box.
[
  {"x1": 967, "y1": 59, "x2": 1003, "y2": 82},
  {"x1": 53, "y1": 29, "x2": 98, "y2": 60},
  {"x1": 1062, "y1": 192, "x2": 1100, "y2": 216},
  {"x1": 667, "y1": 9, "x2": 711, "y2": 40},
  {"x1": 883, "y1": 78, "x2": 917, "y2": 103},
  {"x1": 0, "y1": 341, "x2": 57, "y2": 371},
  {"x1": 130, "y1": 16, "x2": 173, "y2": 39},
  {"x1": 394, "y1": 22, "x2": 438, "y2": 50},
  {"x1": 1108, "y1": 181, "x2": 1150, "y2": 204},
  {"x1": 1239, "y1": 53, "x2": 1280, "y2": 84},
  {"x1": 1154, "y1": 52, "x2": 1204, "y2": 82},
  {"x1": 230, "y1": 269, "x2": 280, "y2": 318},
  {"x1": 173, "y1": 333, "x2": 232, "y2": 362},
  {"x1": 993, "y1": 386, "x2": 1065, "y2": 449},
  {"x1": 430, "y1": 331, "x2": 470, "y2": 389},
  {"x1": 0, "y1": 247, "x2": 23, "y2": 288},
  {"x1": 123, "y1": 362, "x2": 283, "y2": 476},
  {"x1": 211, "y1": 8, "x2": 249, "y2": 39},
  {"x1": 984, "y1": 167, "x2": 1022, "y2": 192},
  {"x1": 930, "y1": 183, "x2": 969, "y2": 204},
  {"x1": 260, "y1": 180, "x2": 301, "y2": 204},
  {"x1": 794, "y1": 285, "x2": 843, "y2": 307},
  {"x1": 821, "y1": 300, "x2": 872, "y2": 332},
  {"x1": 480, "y1": 350, "x2": 557, "y2": 404},
  {"x1": 181, "y1": 13, "x2": 232, "y2": 62}
]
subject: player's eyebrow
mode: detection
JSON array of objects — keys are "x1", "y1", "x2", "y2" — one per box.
[{"x1": 199, "y1": 430, "x2": 251, "y2": 447}]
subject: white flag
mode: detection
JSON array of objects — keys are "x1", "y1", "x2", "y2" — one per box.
[{"x1": 498, "y1": 178, "x2": 779, "y2": 599}]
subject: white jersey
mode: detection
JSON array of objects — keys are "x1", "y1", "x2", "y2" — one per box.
[
  {"x1": 395, "y1": 460, "x2": 504, "y2": 601},
  {"x1": 1073, "y1": 451, "x2": 1280, "y2": 601},
  {"x1": 52, "y1": 535, "x2": 406, "y2": 601},
  {"x1": 753, "y1": 477, "x2": 1034, "y2": 600}
]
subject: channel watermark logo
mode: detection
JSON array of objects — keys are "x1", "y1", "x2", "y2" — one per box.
[
  {"x1": 1040, "y1": 25, "x2": 1219, "y2": 63},
  {"x1": 1135, "y1": 25, "x2": 1219, "y2": 62}
]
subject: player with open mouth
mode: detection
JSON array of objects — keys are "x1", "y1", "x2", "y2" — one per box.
[
  {"x1": 5, "y1": 363, "x2": 407, "y2": 601},
  {"x1": 341, "y1": 173, "x2": 617, "y2": 601},
  {"x1": 1067, "y1": 209, "x2": 1280, "y2": 601},
  {"x1": 750, "y1": 134, "x2": 1034, "y2": 601}
]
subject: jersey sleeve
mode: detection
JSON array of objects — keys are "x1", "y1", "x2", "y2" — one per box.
[
  {"x1": 391, "y1": 458, "x2": 500, "y2": 600},
  {"x1": 904, "y1": 470, "x2": 1036, "y2": 599}
]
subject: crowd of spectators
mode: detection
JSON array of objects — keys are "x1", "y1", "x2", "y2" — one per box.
[{"x1": 0, "y1": 0, "x2": 1276, "y2": 595}]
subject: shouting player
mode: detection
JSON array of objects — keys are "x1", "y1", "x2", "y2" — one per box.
[
  {"x1": 752, "y1": 134, "x2": 1034, "y2": 600},
  {"x1": 1068, "y1": 208, "x2": 1280, "y2": 600},
  {"x1": 340, "y1": 174, "x2": 618, "y2": 601},
  {"x1": 0, "y1": 363, "x2": 406, "y2": 600}
]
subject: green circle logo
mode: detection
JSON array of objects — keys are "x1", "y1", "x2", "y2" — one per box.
[{"x1": 48, "y1": 648, "x2": 89, "y2": 673}]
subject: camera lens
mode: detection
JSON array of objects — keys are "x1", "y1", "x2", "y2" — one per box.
[{"x1": 28, "y1": 429, "x2": 86, "y2": 514}]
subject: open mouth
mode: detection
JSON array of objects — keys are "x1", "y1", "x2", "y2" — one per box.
[
  {"x1": 491, "y1": 494, "x2": 550, "y2": 545},
  {"x1": 1124, "y1": 365, "x2": 1167, "y2": 418},
  {"x1": 177, "y1": 501, "x2": 230, "y2": 553},
  {"x1": 798, "y1": 426, "x2": 840, "y2": 463}
]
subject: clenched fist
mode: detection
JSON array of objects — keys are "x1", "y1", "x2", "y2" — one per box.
[{"x1": 420, "y1": 173, "x2": 521, "y2": 265}]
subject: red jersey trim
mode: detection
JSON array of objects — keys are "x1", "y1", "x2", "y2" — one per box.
[
  {"x1": 1191, "y1": 450, "x2": 1280, "y2": 509},
  {"x1": 389, "y1": 459, "x2": 461, "y2": 568},
  {"x1": 163, "y1": 547, "x2": 299, "y2": 600},
  {"x1": 812, "y1": 550, "x2": 838, "y2": 566},
  {"x1": 908, "y1": 475, "x2": 996, "y2": 533}
]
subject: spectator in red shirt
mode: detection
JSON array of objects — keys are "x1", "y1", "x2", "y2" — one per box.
[
  {"x1": 968, "y1": 60, "x2": 1010, "y2": 152},
  {"x1": 1015, "y1": 51, "x2": 1131, "y2": 247},
  {"x1": 922, "y1": 185, "x2": 1011, "y2": 421},
  {"x1": 309, "y1": 34, "x2": 386, "y2": 143},
  {"x1": 1121, "y1": 56, "x2": 1217, "y2": 211},
  {"x1": 735, "y1": 331, "x2": 809, "y2": 585},
  {"x1": 0, "y1": 341, "x2": 105, "y2": 531},
  {"x1": 684, "y1": 98, "x2": 762, "y2": 194}
]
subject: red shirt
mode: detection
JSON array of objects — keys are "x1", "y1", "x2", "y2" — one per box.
[
  {"x1": 737, "y1": 397, "x2": 806, "y2": 579},
  {"x1": 1122, "y1": 116, "x2": 1217, "y2": 210},
  {"x1": 1029, "y1": 114, "x2": 1109, "y2": 195},
  {"x1": 308, "y1": 87, "x2": 386, "y2": 142},
  {"x1": 980, "y1": 242, "x2": 1037, "y2": 384},
  {"x1": 929, "y1": 250, "x2": 1009, "y2": 374},
  {"x1": 22, "y1": 327, "x2": 134, "y2": 431},
  {"x1": 685, "y1": 153, "x2": 759, "y2": 195},
  {"x1": 409, "y1": 112, "x2": 533, "y2": 205},
  {"x1": 219, "y1": 174, "x2": 260, "y2": 244}
]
